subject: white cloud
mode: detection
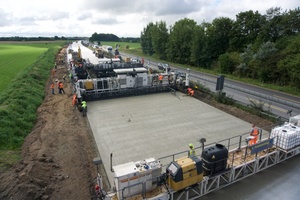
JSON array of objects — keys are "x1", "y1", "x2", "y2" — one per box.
[{"x1": 0, "y1": 0, "x2": 299, "y2": 37}]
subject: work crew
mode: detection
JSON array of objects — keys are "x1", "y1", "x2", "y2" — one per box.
[
  {"x1": 50, "y1": 83, "x2": 55, "y2": 95},
  {"x1": 249, "y1": 124, "x2": 259, "y2": 145},
  {"x1": 59, "y1": 82, "x2": 65, "y2": 94},
  {"x1": 188, "y1": 143, "x2": 196, "y2": 157}
]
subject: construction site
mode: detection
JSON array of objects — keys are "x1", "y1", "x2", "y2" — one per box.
[
  {"x1": 0, "y1": 41, "x2": 299, "y2": 200},
  {"x1": 68, "y1": 41, "x2": 300, "y2": 200}
]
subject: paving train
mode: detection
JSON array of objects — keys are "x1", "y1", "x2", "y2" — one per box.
[
  {"x1": 103, "y1": 116, "x2": 300, "y2": 200},
  {"x1": 74, "y1": 66, "x2": 186, "y2": 101}
]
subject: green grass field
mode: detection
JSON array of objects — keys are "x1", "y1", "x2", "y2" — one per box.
[
  {"x1": 101, "y1": 41, "x2": 141, "y2": 50},
  {"x1": 0, "y1": 42, "x2": 60, "y2": 92},
  {"x1": 0, "y1": 41, "x2": 64, "y2": 150}
]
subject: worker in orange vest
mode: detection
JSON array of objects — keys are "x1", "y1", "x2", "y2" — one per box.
[
  {"x1": 249, "y1": 124, "x2": 259, "y2": 145},
  {"x1": 72, "y1": 94, "x2": 77, "y2": 110},
  {"x1": 50, "y1": 83, "x2": 55, "y2": 94},
  {"x1": 190, "y1": 89, "x2": 195, "y2": 96},
  {"x1": 158, "y1": 74, "x2": 163, "y2": 84},
  {"x1": 59, "y1": 82, "x2": 65, "y2": 94},
  {"x1": 187, "y1": 87, "x2": 194, "y2": 96}
]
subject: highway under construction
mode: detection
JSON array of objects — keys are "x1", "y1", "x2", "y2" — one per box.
[{"x1": 68, "y1": 41, "x2": 300, "y2": 200}]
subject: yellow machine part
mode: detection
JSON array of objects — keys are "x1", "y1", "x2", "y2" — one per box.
[
  {"x1": 85, "y1": 81, "x2": 94, "y2": 90},
  {"x1": 168, "y1": 157, "x2": 203, "y2": 191},
  {"x1": 176, "y1": 157, "x2": 195, "y2": 173},
  {"x1": 78, "y1": 47, "x2": 82, "y2": 59},
  {"x1": 168, "y1": 173, "x2": 203, "y2": 191}
]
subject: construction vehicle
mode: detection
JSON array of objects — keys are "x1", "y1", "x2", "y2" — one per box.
[
  {"x1": 74, "y1": 68, "x2": 175, "y2": 100},
  {"x1": 95, "y1": 48, "x2": 104, "y2": 58}
]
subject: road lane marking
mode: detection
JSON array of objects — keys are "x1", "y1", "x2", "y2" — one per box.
[
  {"x1": 273, "y1": 95, "x2": 300, "y2": 104},
  {"x1": 247, "y1": 98, "x2": 287, "y2": 113}
]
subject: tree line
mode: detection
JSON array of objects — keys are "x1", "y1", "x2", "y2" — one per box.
[
  {"x1": 89, "y1": 32, "x2": 140, "y2": 43},
  {"x1": 0, "y1": 36, "x2": 86, "y2": 41},
  {"x1": 140, "y1": 7, "x2": 300, "y2": 89}
]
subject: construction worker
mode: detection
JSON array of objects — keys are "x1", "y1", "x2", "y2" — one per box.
[
  {"x1": 249, "y1": 124, "x2": 259, "y2": 145},
  {"x1": 72, "y1": 94, "x2": 77, "y2": 110},
  {"x1": 188, "y1": 143, "x2": 195, "y2": 157},
  {"x1": 59, "y1": 82, "x2": 65, "y2": 94},
  {"x1": 187, "y1": 87, "x2": 192, "y2": 94},
  {"x1": 81, "y1": 101, "x2": 87, "y2": 116},
  {"x1": 187, "y1": 87, "x2": 194, "y2": 96},
  {"x1": 50, "y1": 83, "x2": 55, "y2": 94},
  {"x1": 158, "y1": 74, "x2": 163, "y2": 84},
  {"x1": 189, "y1": 89, "x2": 195, "y2": 96}
]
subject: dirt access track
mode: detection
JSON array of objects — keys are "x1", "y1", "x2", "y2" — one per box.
[{"x1": 0, "y1": 47, "x2": 275, "y2": 200}]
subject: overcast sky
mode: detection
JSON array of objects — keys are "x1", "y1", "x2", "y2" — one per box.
[{"x1": 0, "y1": 0, "x2": 299, "y2": 38}]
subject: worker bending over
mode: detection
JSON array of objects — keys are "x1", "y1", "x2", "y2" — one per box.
[{"x1": 187, "y1": 87, "x2": 195, "y2": 96}]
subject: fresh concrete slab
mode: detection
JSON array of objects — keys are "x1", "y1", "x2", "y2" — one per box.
[{"x1": 87, "y1": 92, "x2": 258, "y2": 185}]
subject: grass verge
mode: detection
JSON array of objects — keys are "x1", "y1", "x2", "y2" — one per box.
[{"x1": 0, "y1": 42, "x2": 65, "y2": 150}]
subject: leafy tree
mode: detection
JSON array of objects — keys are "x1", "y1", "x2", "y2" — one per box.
[
  {"x1": 230, "y1": 10, "x2": 264, "y2": 51},
  {"x1": 206, "y1": 17, "x2": 233, "y2": 60},
  {"x1": 151, "y1": 21, "x2": 169, "y2": 59},
  {"x1": 167, "y1": 18, "x2": 197, "y2": 64},
  {"x1": 234, "y1": 45, "x2": 254, "y2": 77},
  {"x1": 263, "y1": 7, "x2": 285, "y2": 42},
  {"x1": 140, "y1": 22, "x2": 155, "y2": 55},
  {"x1": 89, "y1": 33, "x2": 119, "y2": 42},
  {"x1": 218, "y1": 52, "x2": 239, "y2": 74},
  {"x1": 190, "y1": 24, "x2": 207, "y2": 68},
  {"x1": 283, "y1": 8, "x2": 300, "y2": 36},
  {"x1": 277, "y1": 35, "x2": 300, "y2": 88},
  {"x1": 255, "y1": 41, "x2": 277, "y2": 60}
]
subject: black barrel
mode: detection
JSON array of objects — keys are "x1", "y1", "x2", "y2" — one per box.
[{"x1": 201, "y1": 144, "x2": 228, "y2": 176}]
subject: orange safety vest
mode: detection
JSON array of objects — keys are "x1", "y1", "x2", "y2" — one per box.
[
  {"x1": 72, "y1": 98, "x2": 77, "y2": 106},
  {"x1": 158, "y1": 75, "x2": 163, "y2": 81},
  {"x1": 251, "y1": 128, "x2": 259, "y2": 136},
  {"x1": 190, "y1": 90, "x2": 195, "y2": 96},
  {"x1": 59, "y1": 83, "x2": 64, "y2": 89}
]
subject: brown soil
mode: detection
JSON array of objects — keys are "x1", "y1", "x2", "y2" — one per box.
[{"x1": 0, "y1": 48, "x2": 275, "y2": 200}]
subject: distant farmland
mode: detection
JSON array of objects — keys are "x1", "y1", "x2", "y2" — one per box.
[{"x1": 0, "y1": 43, "x2": 56, "y2": 92}]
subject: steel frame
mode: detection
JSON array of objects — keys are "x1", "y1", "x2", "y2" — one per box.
[{"x1": 166, "y1": 146, "x2": 300, "y2": 200}]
